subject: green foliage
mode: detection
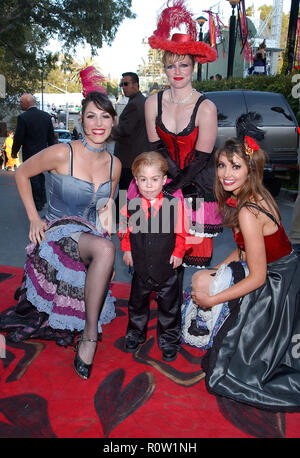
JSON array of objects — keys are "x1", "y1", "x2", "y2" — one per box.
[
  {"x1": 0, "y1": 0, "x2": 135, "y2": 56},
  {"x1": 193, "y1": 72, "x2": 300, "y2": 124},
  {"x1": 0, "y1": 0, "x2": 135, "y2": 117}
]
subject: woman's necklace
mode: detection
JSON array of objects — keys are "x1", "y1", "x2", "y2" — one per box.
[
  {"x1": 81, "y1": 137, "x2": 106, "y2": 153},
  {"x1": 169, "y1": 88, "x2": 196, "y2": 104}
]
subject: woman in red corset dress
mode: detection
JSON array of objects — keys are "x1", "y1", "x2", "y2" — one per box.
[
  {"x1": 187, "y1": 113, "x2": 300, "y2": 412},
  {"x1": 144, "y1": 1, "x2": 222, "y2": 267}
]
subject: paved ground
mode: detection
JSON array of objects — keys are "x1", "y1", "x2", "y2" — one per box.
[{"x1": 0, "y1": 169, "x2": 297, "y2": 289}]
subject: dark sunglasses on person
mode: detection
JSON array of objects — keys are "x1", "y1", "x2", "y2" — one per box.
[{"x1": 119, "y1": 81, "x2": 132, "y2": 87}]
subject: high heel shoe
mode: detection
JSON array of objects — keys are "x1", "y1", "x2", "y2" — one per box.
[{"x1": 73, "y1": 337, "x2": 98, "y2": 380}]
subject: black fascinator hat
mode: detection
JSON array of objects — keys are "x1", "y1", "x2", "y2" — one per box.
[{"x1": 236, "y1": 112, "x2": 265, "y2": 144}]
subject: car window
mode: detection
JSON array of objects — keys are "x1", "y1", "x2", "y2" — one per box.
[
  {"x1": 244, "y1": 92, "x2": 296, "y2": 126},
  {"x1": 58, "y1": 132, "x2": 71, "y2": 139},
  {"x1": 204, "y1": 91, "x2": 246, "y2": 127}
]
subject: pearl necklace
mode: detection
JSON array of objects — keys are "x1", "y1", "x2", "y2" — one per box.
[
  {"x1": 169, "y1": 88, "x2": 196, "y2": 104},
  {"x1": 81, "y1": 137, "x2": 106, "y2": 153}
]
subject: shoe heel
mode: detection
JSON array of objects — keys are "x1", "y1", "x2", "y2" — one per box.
[{"x1": 73, "y1": 337, "x2": 97, "y2": 380}]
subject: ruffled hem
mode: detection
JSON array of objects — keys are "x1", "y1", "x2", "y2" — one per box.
[
  {"x1": 181, "y1": 262, "x2": 248, "y2": 349},
  {"x1": 47, "y1": 291, "x2": 116, "y2": 332},
  {"x1": 22, "y1": 216, "x2": 116, "y2": 333}
]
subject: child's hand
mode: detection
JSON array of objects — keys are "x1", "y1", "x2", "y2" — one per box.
[
  {"x1": 123, "y1": 251, "x2": 133, "y2": 267},
  {"x1": 170, "y1": 255, "x2": 182, "y2": 269}
]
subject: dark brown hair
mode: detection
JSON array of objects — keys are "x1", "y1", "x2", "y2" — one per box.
[
  {"x1": 81, "y1": 91, "x2": 116, "y2": 119},
  {"x1": 215, "y1": 137, "x2": 280, "y2": 229}
]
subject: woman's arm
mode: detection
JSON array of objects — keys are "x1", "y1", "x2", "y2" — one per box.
[
  {"x1": 110, "y1": 156, "x2": 122, "y2": 201},
  {"x1": 15, "y1": 143, "x2": 68, "y2": 243},
  {"x1": 98, "y1": 155, "x2": 121, "y2": 235},
  {"x1": 214, "y1": 247, "x2": 241, "y2": 269},
  {"x1": 195, "y1": 99, "x2": 218, "y2": 153},
  {"x1": 192, "y1": 207, "x2": 267, "y2": 308},
  {"x1": 145, "y1": 94, "x2": 159, "y2": 142}
]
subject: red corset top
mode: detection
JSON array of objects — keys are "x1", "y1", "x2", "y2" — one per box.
[
  {"x1": 155, "y1": 91, "x2": 205, "y2": 169},
  {"x1": 234, "y1": 223, "x2": 292, "y2": 264}
]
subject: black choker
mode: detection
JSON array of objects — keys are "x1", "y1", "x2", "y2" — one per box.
[{"x1": 81, "y1": 138, "x2": 106, "y2": 153}]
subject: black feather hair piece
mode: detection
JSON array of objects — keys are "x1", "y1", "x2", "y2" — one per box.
[{"x1": 236, "y1": 112, "x2": 265, "y2": 143}]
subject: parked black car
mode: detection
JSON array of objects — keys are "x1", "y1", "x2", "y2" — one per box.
[{"x1": 204, "y1": 90, "x2": 299, "y2": 195}]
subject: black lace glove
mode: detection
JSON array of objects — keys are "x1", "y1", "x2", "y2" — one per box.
[
  {"x1": 149, "y1": 140, "x2": 179, "y2": 178},
  {"x1": 163, "y1": 150, "x2": 211, "y2": 194}
]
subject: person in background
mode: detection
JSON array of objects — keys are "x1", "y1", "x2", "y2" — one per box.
[
  {"x1": 72, "y1": 126, "x2": 79, "y2": 140},
  {"x1": 119, "y1": 151, "x2": 187, "y2": 362},
  {"x1": 112, "y1": 72, "x2": 150, "y2": 192},
  {"x1": 252, "y1": 41, "x2": 267, "y2": 75},
  {"x1": 11, "y1": 94, "x2": 55, "y2": 210},
  {"x1": 3, "y1": 130, "x2": 18, "y2": 170}
]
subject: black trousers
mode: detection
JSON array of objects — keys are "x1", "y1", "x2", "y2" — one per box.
[{"x1": 126, "y1": 266, "x2": 184, "y2": 351}]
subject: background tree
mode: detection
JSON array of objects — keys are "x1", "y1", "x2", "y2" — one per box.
[{"x1": 0, "y1": 0, "x2": 135, "y2": 117}]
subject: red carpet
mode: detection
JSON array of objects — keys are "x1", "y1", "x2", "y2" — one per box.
[{"x1": 0, "y1": 265, "x2": 300, "y2": 440}]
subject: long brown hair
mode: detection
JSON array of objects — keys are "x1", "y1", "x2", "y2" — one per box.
[{"x1": 215, "y1": 138, "x2": 280, "y2": 229}]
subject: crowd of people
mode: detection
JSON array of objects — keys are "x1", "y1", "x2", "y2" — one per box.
[{"x1": 0, "y1": 1, "x2": 300, "y2": 414}]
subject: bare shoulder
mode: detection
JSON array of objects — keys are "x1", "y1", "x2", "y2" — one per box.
[
  {"x1": 238, "y1": 205, "x2": 263, "y2": 231},
  {"x1": 196, "y1": 95, "x2": 217, "y2": 133},
  {"x1": 199, "y1": 96, "x2": 217, "y2": 116},
  {"x1": 145, "y1": 92, "x2": 158, "y2": 109},
  {"x1": 239, "y1": 205, "x2": 258, "y2": 221},
  {"x1": 112, "y1": 155, "x2": 122, "y2": 178},
  {"x1": 112, "y1": 155, "x2": 122, "y2": 170},
  {"x1": 32, "y1": 142, "x2": 69, "y2": 164}
]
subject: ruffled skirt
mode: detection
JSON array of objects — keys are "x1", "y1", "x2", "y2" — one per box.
[
  {"x1": 0, "y1": 216, "x2": 116, "y2": 346},
  {"x1": 181, "y1": 261, "x2": 249, "y2": 349},
  {"x1": 201, "y1": 252, "x2": 300, "y2": 412}
]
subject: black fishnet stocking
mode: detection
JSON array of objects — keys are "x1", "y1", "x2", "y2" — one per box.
[{"x1": 77, "y1": 233, "x2": 115, "y2": 364}]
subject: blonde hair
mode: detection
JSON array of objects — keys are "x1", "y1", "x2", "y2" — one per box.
[
  {"x1": 162, "y1": 51, "x2": 195, "y2": 68},
  {"x1": 132, "y1": 151, "x2": 168, "y2": 177}
]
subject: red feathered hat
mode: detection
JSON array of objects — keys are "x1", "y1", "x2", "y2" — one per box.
[
  {"x1": 148, "y1": 0, "x2": 217, "y2": 64},
  {"x1": 80, "y1": 66, "x2": 107, "y2": 98}
]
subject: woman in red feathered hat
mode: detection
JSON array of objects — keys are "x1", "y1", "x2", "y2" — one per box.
[{"x1": 144, "y1": 0, "x2": 222, "y2": 268}]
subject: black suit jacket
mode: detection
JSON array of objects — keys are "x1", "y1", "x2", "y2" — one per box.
[
  {"x1": 113, "y1": 91, "x2": 150, "y2": 168},
  {"x1": 12, "y1": 106, "x2": 55, "y2": 160}
]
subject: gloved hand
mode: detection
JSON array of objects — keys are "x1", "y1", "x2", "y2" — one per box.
[{"x1": 163, "y1": 150, "x2": 211, "y2": 194}]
